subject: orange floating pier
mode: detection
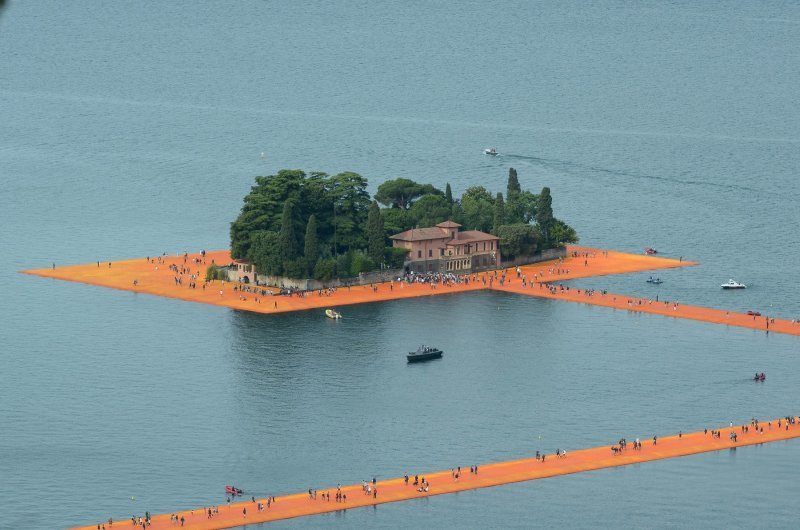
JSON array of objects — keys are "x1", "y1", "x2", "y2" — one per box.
[
  {"x1": 21, "y1": 246, "x2": 800, "y2": 335},
  {"x1": 72, "y1": 417, "x2": 800, "y2": 529}
]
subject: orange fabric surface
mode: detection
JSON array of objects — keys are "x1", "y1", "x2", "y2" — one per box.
[
  {"x1": 71, "y1": 418, "x2": 800, "y2": 529},
  {"x1": 20, "y1": 246, "x2": 799, "y2": 335}
]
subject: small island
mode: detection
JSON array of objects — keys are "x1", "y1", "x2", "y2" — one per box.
[{"x1": 226, "y1": 168, "x2": 578, "y2": 287}]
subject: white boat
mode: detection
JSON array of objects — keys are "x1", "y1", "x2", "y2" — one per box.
[
  {"x1": 721, "y1": 279, "x2": 746, "y2": 290},
  {"x1": 325, "y1": 308, "x2": 342, "y2": 319},
  {"x1": 484, "y1": 147, "x2": 498, "y2": 156}
]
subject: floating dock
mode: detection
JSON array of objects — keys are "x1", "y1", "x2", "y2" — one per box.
[
  {"x1": 21, "y1": 246, "x2": 800, "y2": 336},
  {"x1": 71, "y1": 418, "x2": 800, "y2": 529}
]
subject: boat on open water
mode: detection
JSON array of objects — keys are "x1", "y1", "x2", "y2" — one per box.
[
  {"x1": 407, "y1": 345, "x2": 443, "y2": 363},
  {"x1": 325, "y1": 309, "x2": 342, "y2": 319},
  {"x1": 721, "y1": 279, "x2": 746, "y2": 290}
]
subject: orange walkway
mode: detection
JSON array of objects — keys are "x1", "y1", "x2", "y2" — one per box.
[
  {"x1": 500, "y1": 249, "x2": 800, "y2": 335},
  {"x1": 72, "y1": 417, "x2": 800, "y2": 529},
  {"x1": 21, "y1": 247, "x2": 800, "y2": 335}
]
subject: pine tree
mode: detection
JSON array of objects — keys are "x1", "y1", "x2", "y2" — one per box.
[
  {"x1": 304, "y1": 214, "x2": 319, "y2": 274},
  {"x1": 445, "y1": 182, "x2": 453, "y2": 204},
  {"x1": 507, "y1": 168, "x2": 521, "y2": 197},
  {"x1": 278, "y1": 201, "x2": 299, "y2": 265},
  {"x1": 366, "y1": 200, "x2": 385, "y2": 265},
  {"x1": 493, "y1": 192, "x2": 505, "y2": 234}
]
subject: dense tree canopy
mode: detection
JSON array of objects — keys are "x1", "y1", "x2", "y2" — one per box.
[
  {"x1": 366, "y1": 201, "x2": 385, "y2": 264},
  {"x1": 230, "y1": 168, "x2": 577, "y2": 280},
  {"x1": 374, "y1": 178, "x2": 441, "y2": 209},
  {"x1": 496, "y1": 224, "x2": 538, "y2": 259},
  {"x1": 303, "y1": 214, "x2": 319, "y2": 275},
  {"x1": 461, "y1": 186, "x2": 495, "y2": 233}
]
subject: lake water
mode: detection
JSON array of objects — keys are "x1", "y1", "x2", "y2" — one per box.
[{"x1": 1, "y1": 1, "x2": 799, "y2": 528}]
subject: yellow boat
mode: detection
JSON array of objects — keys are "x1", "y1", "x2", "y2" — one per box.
[{"x1": 325, "y1": 309, "x2": 342, "y2": 319}]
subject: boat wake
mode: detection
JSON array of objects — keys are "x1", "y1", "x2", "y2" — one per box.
[{"x1": 502, "y1": 153, "x2": 764, "y2": 194}]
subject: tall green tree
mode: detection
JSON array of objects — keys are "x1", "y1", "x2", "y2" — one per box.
[
  {"x1": 366, "y1": 201, "x2": 385, "y2": 264},
  {"x1": 461, "y1": 186, "x2": 494, "y2": 232},
  {"x1": 381, "y1": 208, "x2": 413, "y2": 238},
  {"x1": 493, "y1": 192, "x2": 505, "y2": 234},
  {"x1": 496, "y1": 224, "x2": 538, "y2": 259},
  {"x1": 506, "y1": 189, "x2": 538, "y2": 224},
  {"x1": 303, "y1": 214, "x2": 320, "y2": 274},
  {"x1": 374, "y1": 178, "x2": 441, "y2": 209},
  {"x1": 230, "y1": 169, "x2": 307, "y2": 259},
  {"x1": 535, "y1": 186, "x2": 554, "y2": 246},
  {"x1": 450, "y1": 200, "x2": 465, "y2": 225},
  {"x1": 507, "y1": 168, "x2": 521, "y2": 196},
  {"x1": 445, "y1": 182, "x2": 453, "y2": 204},
  {"x1": 330, "y1": 172, "x2": 371, "y2": 253},
  {"x1": 250, "y1": 231, "x2": 282, "y2": 276},
  {"x1": 278, "y1": 201, "x2": 299, "y2": 265},
  {"x1": 549, "y1": 218, "x2": 579, "y2": 246},
  {"x1": 409, "y1": 194, "x2": 451, "y2": 228}
]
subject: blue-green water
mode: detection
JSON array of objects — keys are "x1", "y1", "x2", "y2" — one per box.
[{"x1": 2, "y1": 1, "x2": 799, "y2": 528}]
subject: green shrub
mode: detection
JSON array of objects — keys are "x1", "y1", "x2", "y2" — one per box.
[
  {"x1": 385, "y1": 246, "x2": 410, "y2": 268},
  {"x1": 313, "y1": 257, "x2": 336, "y2": 281},
  {"x1": 350, "y1": 252, "x2": 375, "y2": 276}
]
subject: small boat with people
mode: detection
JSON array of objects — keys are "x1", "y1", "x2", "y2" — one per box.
[
  {"x1": 646, "y1": 276, "x2": 663, "y2": 284},
  {"x1": 484, "y1": 147, "x2": 498, "y2": 156},
  {"x1": 407, "y1": 345, "x2": 443, "y2": 363},
  {"x1": 753, "y1": 372, "x2": 766, "y2": 382},
  {"x1": 225, "y1": 485, "x2": 243, "y2": 496},
  {"x1": 721, "y1": 279, "x2": 746, "y2": 290},
  {"x1": 644, "y1": 247, "x2": 658, "y2": 255},
  {"x1": 325, "y1": 308, "x2": 342, "y2": 319}
]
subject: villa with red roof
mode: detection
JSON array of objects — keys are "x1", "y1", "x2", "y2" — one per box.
[{"x1": 390, "y1": 220, "x2": 500, "y2": 274}]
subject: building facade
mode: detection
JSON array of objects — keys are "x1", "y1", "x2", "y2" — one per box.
[{"x1": 390, "y1": 220, "x2": 500, "y2": 274}]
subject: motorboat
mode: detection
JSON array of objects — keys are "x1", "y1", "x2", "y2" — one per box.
[
  {"x1": 721, "y1": 279, "x2": 746, "y2": 290},
  {"x1": 644, "y1": 247, "x2": 658, "y2": 255},
  {"x1": 407, "y1": 345, "x2": 443, "y2": 363},
  {"x1": 753, "y1": 372, "x2": 765, "y2": 382},
  {"x1": 484, "y1": 147, "x2": 498, "y2": 156},
  {"x1": 225, "y1": 485, "x2": 243, "y2": 496},
  {"x1": 646, "y1": 276, "x2": 663, "y2": 284},
  {"x1": 325, "y1": 309, "x2": 342, "y2": 319}
]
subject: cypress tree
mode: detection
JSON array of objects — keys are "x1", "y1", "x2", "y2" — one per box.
[
  {"x1": 278, "y1": 201, "x2": 299, "y2": 265},
  {"x1": 304, "y1": 214, "x2": 319, "y2": 274},
  {"x1": 493, "y1": 192, "x2": 505, "y2": 234},
  {"x1": 507, "y1": 168, "x2": 521, "y2": 196},
  {"x1": 445, "y1": 182, "x2": 453, "y2": 204},
  {"x1": 366, "y1": 200, "x2": 385, "y2": 265},
  {"x1": 536, "y1": 187, "x2": 553, "y2": 246}
]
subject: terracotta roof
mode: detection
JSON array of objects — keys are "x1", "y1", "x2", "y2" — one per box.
[
  {"x1": 390, "y1": 227, "x2": 449, "y2": 242},
  {"x1": 436, "y1": 220, "x2": 462, "y2": 229},
  {"x1": 447, "y1": 230, "x2": 499, "y2": 245}
]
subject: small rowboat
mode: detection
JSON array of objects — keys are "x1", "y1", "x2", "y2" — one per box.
[
  {"x1": 225, "y1": 485, "x2": 243, "y2": 496},
  {"x1": 325, "y1": 309, "x2": 342, "y2": 319}
]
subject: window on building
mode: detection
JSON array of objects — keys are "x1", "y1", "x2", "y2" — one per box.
[
  {"x1": 417, "y1": 250, "x2": 422, "y2": 258},
  {"x1": 440, "y1": 249, "x2": 444, "y2": 256},
  {"x1": 428, "y1": 249, "x2": 432, "y2": 257}
]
